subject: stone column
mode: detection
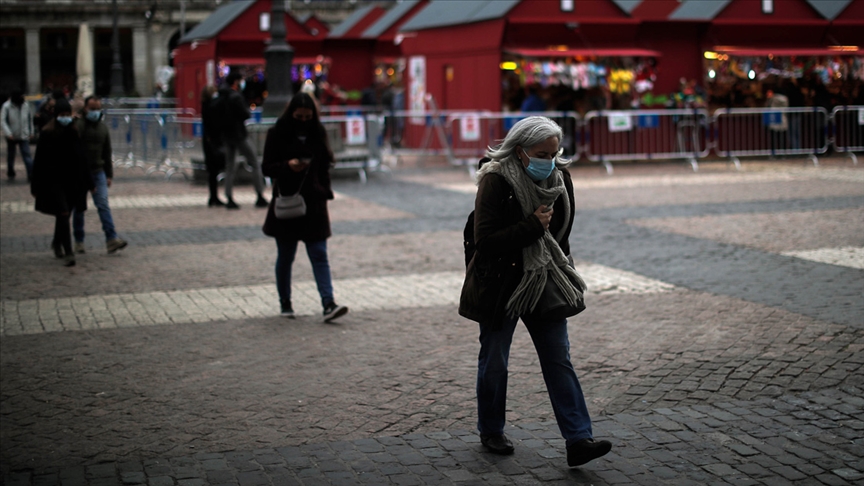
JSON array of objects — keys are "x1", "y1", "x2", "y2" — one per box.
[
  {"x1": 132, "y1": 26, "x2": 150, "y2": 96},
  {"x1": 25, "y1": 28, "x2": 40, "y2": 94}
]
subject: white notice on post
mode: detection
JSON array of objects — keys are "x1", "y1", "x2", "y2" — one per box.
[
  {"x1": 608, "y1": 112, "x2": 633, "y2": 132},
  {"x1": 346, "y1": 117, "x2": 366, "y2": 145},
  {"x1": 858, "y1": 109, "x2": 864, "y2": 125},
  {"x1": 460, "y1": 115, "x2": 480, "y2": 142}
]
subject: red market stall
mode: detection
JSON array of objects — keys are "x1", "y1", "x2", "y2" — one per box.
[
  {"x1": 397, "y1": 0, "x2": 863, "y2": 112},
  {"x1": 173, "y1": 0, "x2": 327, "y2": 113}
]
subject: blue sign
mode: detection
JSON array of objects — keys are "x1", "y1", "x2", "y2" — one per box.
[
  {"x1": 638, "y1": 114, "x2": 659, "y2": 129},
  {"x1": 763, "y1": 112, "x2": 782, "y2": 126},
  {"x1": 252, "y1": 109, "x2": 262, "y2": 123},
  {"x1": 192, "y1": 121, "x2": 203, "y2": 138},
  {"x1": 504, "y1": 116, "x2": 525, "y2": 131}
]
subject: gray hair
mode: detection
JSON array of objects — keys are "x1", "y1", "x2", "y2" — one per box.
[{"x1": 485, "y1": 116, "x2": 569, "y2": 166}]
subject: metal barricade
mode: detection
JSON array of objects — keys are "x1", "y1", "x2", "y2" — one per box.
[
  {"x1": 831, "y1": 105, "x2": 863, "y2": 166},
  {"x1": 246, "y1": 114, "x2": 385, "y2": 183},
  {"x1": 713, "y1": 107, "x2": 829, "y2": 168},
  {"x1": 104, "y1": 108, "x2": 197, "y2": 178},
  {"x1": 445, "y1": 112, "x2": 580, "y2": 171},
  {"x1": 582, "y1": 109, "x2": 710, "y2": 173}
]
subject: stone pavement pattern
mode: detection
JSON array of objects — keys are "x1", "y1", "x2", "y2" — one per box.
[{"x1": 1, "y1": 156, "x2": 863, "y2": 485}]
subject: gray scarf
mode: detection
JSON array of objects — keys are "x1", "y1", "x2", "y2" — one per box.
[{"x1": 476, "y1": 158, "x2": 586, "y2": 318}]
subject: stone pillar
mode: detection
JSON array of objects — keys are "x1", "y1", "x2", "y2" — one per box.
[
  {"x1": 132, "y1": 26, "x2": 150, "y2": 96},
  {"x1": 25, "y1": 28, "x2": 40, "y2": 94}
]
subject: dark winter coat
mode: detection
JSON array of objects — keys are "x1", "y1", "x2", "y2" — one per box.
[
  {"x1": 31, "y1": 121, "x2": 94, "y2": 216},
  {"x1": 261, "y1": 118, "x2": 335, "y2": 242},
  {"x1": 217, "y1": 87, "x2": 250, "y2": 143},
  {"x1": 458, "y1": 168, "x2": 575, "y2": 328},
  {"x1": 201, "y1": 93, "x2": 225, "y2": 172},
  {"x1": 75, "y1": 117, "x2": 113, "y2": 178}
]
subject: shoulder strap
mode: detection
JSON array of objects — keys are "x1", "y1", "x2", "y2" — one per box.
[{"x1": 276, "y1": 168, "x2": 309, "y2": 197}]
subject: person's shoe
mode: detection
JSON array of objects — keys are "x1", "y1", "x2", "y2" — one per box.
[
  {"x1": 74, "y1": 241, "x2": 86, "y2": 254},
  {"x1": 480, "y1": 434, "x2": 515, "y2": 455},
  {"x1": 255, "y1": 195, "x2": 269, "y2": 208},
  {"x1": 280, "y1": 303, "x2": 295, "y2": 319},
  {"x1": 566, "y1": 438, "x2": 612, "y2": 467},
  {"x1": 106, "y1": 238, "x2": 128, "y2": 254},
  {"x1": 226, "y1": 199, "x2": 240, "y2": 210},
  {"x1": 63, "y1": 254, "x2": 76, "y2": 267},
  {"x1": 322, "y1": 303, "x2": 348, "y2": 323},
  {"x1": 208, "y1": 198, "x2": 225, "y2": 207},
  {"x1": 51, "y1": 241, "x2": 64, "y2": 259}
]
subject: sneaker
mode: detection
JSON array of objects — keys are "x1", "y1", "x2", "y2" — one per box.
[
  {"x1": 566, "y1": 438, "x2": 612, "y2": 467},
  {"x1": 63, "y1": 254, "x2": 76, "y2": 267},
  {"x1": 74, "y1": 242, "x2": 86, "y2": 254},
  {"x1": 255, "y1": 195, "x2": 269, "y2": 208},
  {"x1": 280, "y1": 304, "x2": 295, "y2": 319},
  {"x1": 480, "y1": 434, "x2": 515, "y2": 455},
  {"x1": 106, "y1": 238, "x2": 128, "y2": 253},
  {"x1": 322, "y1": 303, "x2": 348, "y2": 323}
]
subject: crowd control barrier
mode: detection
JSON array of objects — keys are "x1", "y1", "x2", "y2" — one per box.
[
  {"x1": 713, "y1": 107, "x2": 830, "y2": 168},
  {"x1": 105, "y1": 108, "x2": 198, "y2": 179},
  {"x1": 831, "y1": 105, "x2": 863, "y2": 166},
  {"x1": 582, "y1": 109, "x2": 710, "y2": 173}
]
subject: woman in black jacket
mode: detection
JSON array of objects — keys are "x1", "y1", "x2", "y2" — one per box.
[
  {"x1": 261, "y1": 93, "x2": 348, "y2": 323},
  {"x1": 459, "y1": 116, "x2": 611, "y2": 467},
  {"x1": 30, "y1": 98, "x2": 94, "y2": 266},
  {"x1": 200, "y1": 85, "x2": 225, "y2": 206}
]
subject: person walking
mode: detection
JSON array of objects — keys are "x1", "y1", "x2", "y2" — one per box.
[
  {"x1": 459, "y1": 116, "x2": 611, "y2": 467},
  {"x1": 217, "y1": 72, "x2": 267, "y2": 210},
  {"x1": 261, "y1": 92, "x2": 348, "y2": 323},
  {"x1": 30, "y1": 98, "x2": 94, "y2": 267},
  {"x1": 200, "y1": 85, "x2": 226, "y2": 207},
  {"x1": 71, "y1": 96, "x2": 128, "y2": 254},
  {"x1": 1, "y1": 90, "x2": 35, "y2": 182}
]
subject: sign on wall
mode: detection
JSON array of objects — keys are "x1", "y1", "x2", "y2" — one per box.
[{"x1": 409, "y1": 56, "x2": 426, "y2": 125}]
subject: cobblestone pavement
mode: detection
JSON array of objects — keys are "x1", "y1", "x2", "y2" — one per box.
[{"x1": 1, "y1": 156, "x2": 862, "y2": 485}]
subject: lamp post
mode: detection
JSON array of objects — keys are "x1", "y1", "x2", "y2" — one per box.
[
  {"x1": 109, "y1": 0, "x2": 124, "y2": 97},
  {"x1": 261, "y1": 0, "x2": 294, "y2": 118}
]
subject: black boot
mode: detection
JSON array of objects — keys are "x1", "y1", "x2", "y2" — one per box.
[
  {"x1": 255, "y1": 193, "x2": 268, "y2": 208},
  {"x1": 226, "y1": 198, "x2": 240, "y2": 210}
]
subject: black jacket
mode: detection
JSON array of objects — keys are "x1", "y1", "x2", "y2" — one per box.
[
  {"x1": 31, "y1": 121, "x2": 94, "y2": 216},
  {"x1": 261, "y1": 118, "x2": 335, "y2": 242},
  {"x1": 459, "y1": 168, "x2": 575, "y2": 328},
  {"x1": 217, "y1": 87, "x2": 250, "y2": 142}
]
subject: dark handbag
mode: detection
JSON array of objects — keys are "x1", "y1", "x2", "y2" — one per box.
[
  {"x1": 273, "y1": 170, "x2": 307, "y2": 219},
  {"x1": 524, "y1": 271, "x2": 586, "y2": 321}
]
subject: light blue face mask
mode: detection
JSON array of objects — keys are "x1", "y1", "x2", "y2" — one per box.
[
  {"x1": 86, "y1": 110, "x2": 102, "y2": 122},
  {"x1": 522, "y1": 150, "x2": 555, "y2": 181},
  {"x1": 56, "y1": 116, "x2": 74, "y2": 126}
]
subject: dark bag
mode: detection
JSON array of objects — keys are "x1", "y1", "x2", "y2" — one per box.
[{"x1": 524, "y1": 271, "x2": 586, "y2": 321}]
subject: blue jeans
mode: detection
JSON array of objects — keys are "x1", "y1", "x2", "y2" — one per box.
[
  {"x1": 6, "y1": 139, "x2": 33, "y2": 180},
  {"x1": 477, "y1": 315, "x2": 593, "y2": 447},
  {"x1": 275, "y1": 238, "x2": 334, "y2": 308},
  {"x1": 73, "y1": 170, "x2": 117, "y2": 243}
]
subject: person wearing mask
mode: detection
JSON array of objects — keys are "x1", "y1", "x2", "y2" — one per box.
[
  {"x1": 30, "y1": 98, "x2": 94, "y2": 267},
  {"x1": 261, "y1": 93, "x2": 349, "y2": 323},
  {"x1": 459, "y1": 116, "x2": 611, "y2": 467},
  {"x1": 200, "y1": 85, "x2": 225, "y2": 206},
  {"x1": 1, "y1": 90, "x2": 35, "y2": 182},
  {"x1": 71, "y1": 96, "x2": 128, "y2": 254},
  {"x1": 217, "y1": 72, "x2": 267, "y2": 210}
]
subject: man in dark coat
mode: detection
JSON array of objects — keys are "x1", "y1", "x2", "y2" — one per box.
[
  {"x1": 217, "y1": 71, "x2": 267, "y2": 210},
  {"x1": 72, "y1": 95, "x2": 128, "y2": 254}
]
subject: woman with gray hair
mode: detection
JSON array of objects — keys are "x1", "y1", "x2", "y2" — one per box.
[{"x1": 459, "y1": 116, "x2": 611, "y2": 467}]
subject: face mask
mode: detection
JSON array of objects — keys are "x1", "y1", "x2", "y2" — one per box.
[
  {"x1": 522, "y1": 150, "x2": 555, "y2": 181},
  {"x1": 56, "y1": 116, "x2": 74, "y2": 126},
  {"x1": 86, "y1": 110, "x2": 102, "y2": 122},
  {"x1": 240, "y1": 80, "x2": 246, "y2": 91}
]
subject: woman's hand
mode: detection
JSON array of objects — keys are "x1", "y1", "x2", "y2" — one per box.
[
  {"x1": 534, "y1": 205, "x2": 553, "y2": 230},
  {"x1": 287, "y1": 158, "x2": 309, "y2": 172}
]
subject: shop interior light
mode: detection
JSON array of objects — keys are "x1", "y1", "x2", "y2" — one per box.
[
  {"x1": 548, "y1": 45, "x2": 568, "y2": 51},
  {"x1": 708, "y1": 69, "x2": 716, "y2": 79},
  {"x1": 500, "y1": 61, "x2": 518, "y2": 70},
  {"x1": 829, "y1": 45, "x2": 859, "y2": 52},
  {"x1": 748, "y1": 70, "x2": 756, "y2": 80},
  {"x1": 704, "y1": 51, "x2": 720, "y2": 60}
]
